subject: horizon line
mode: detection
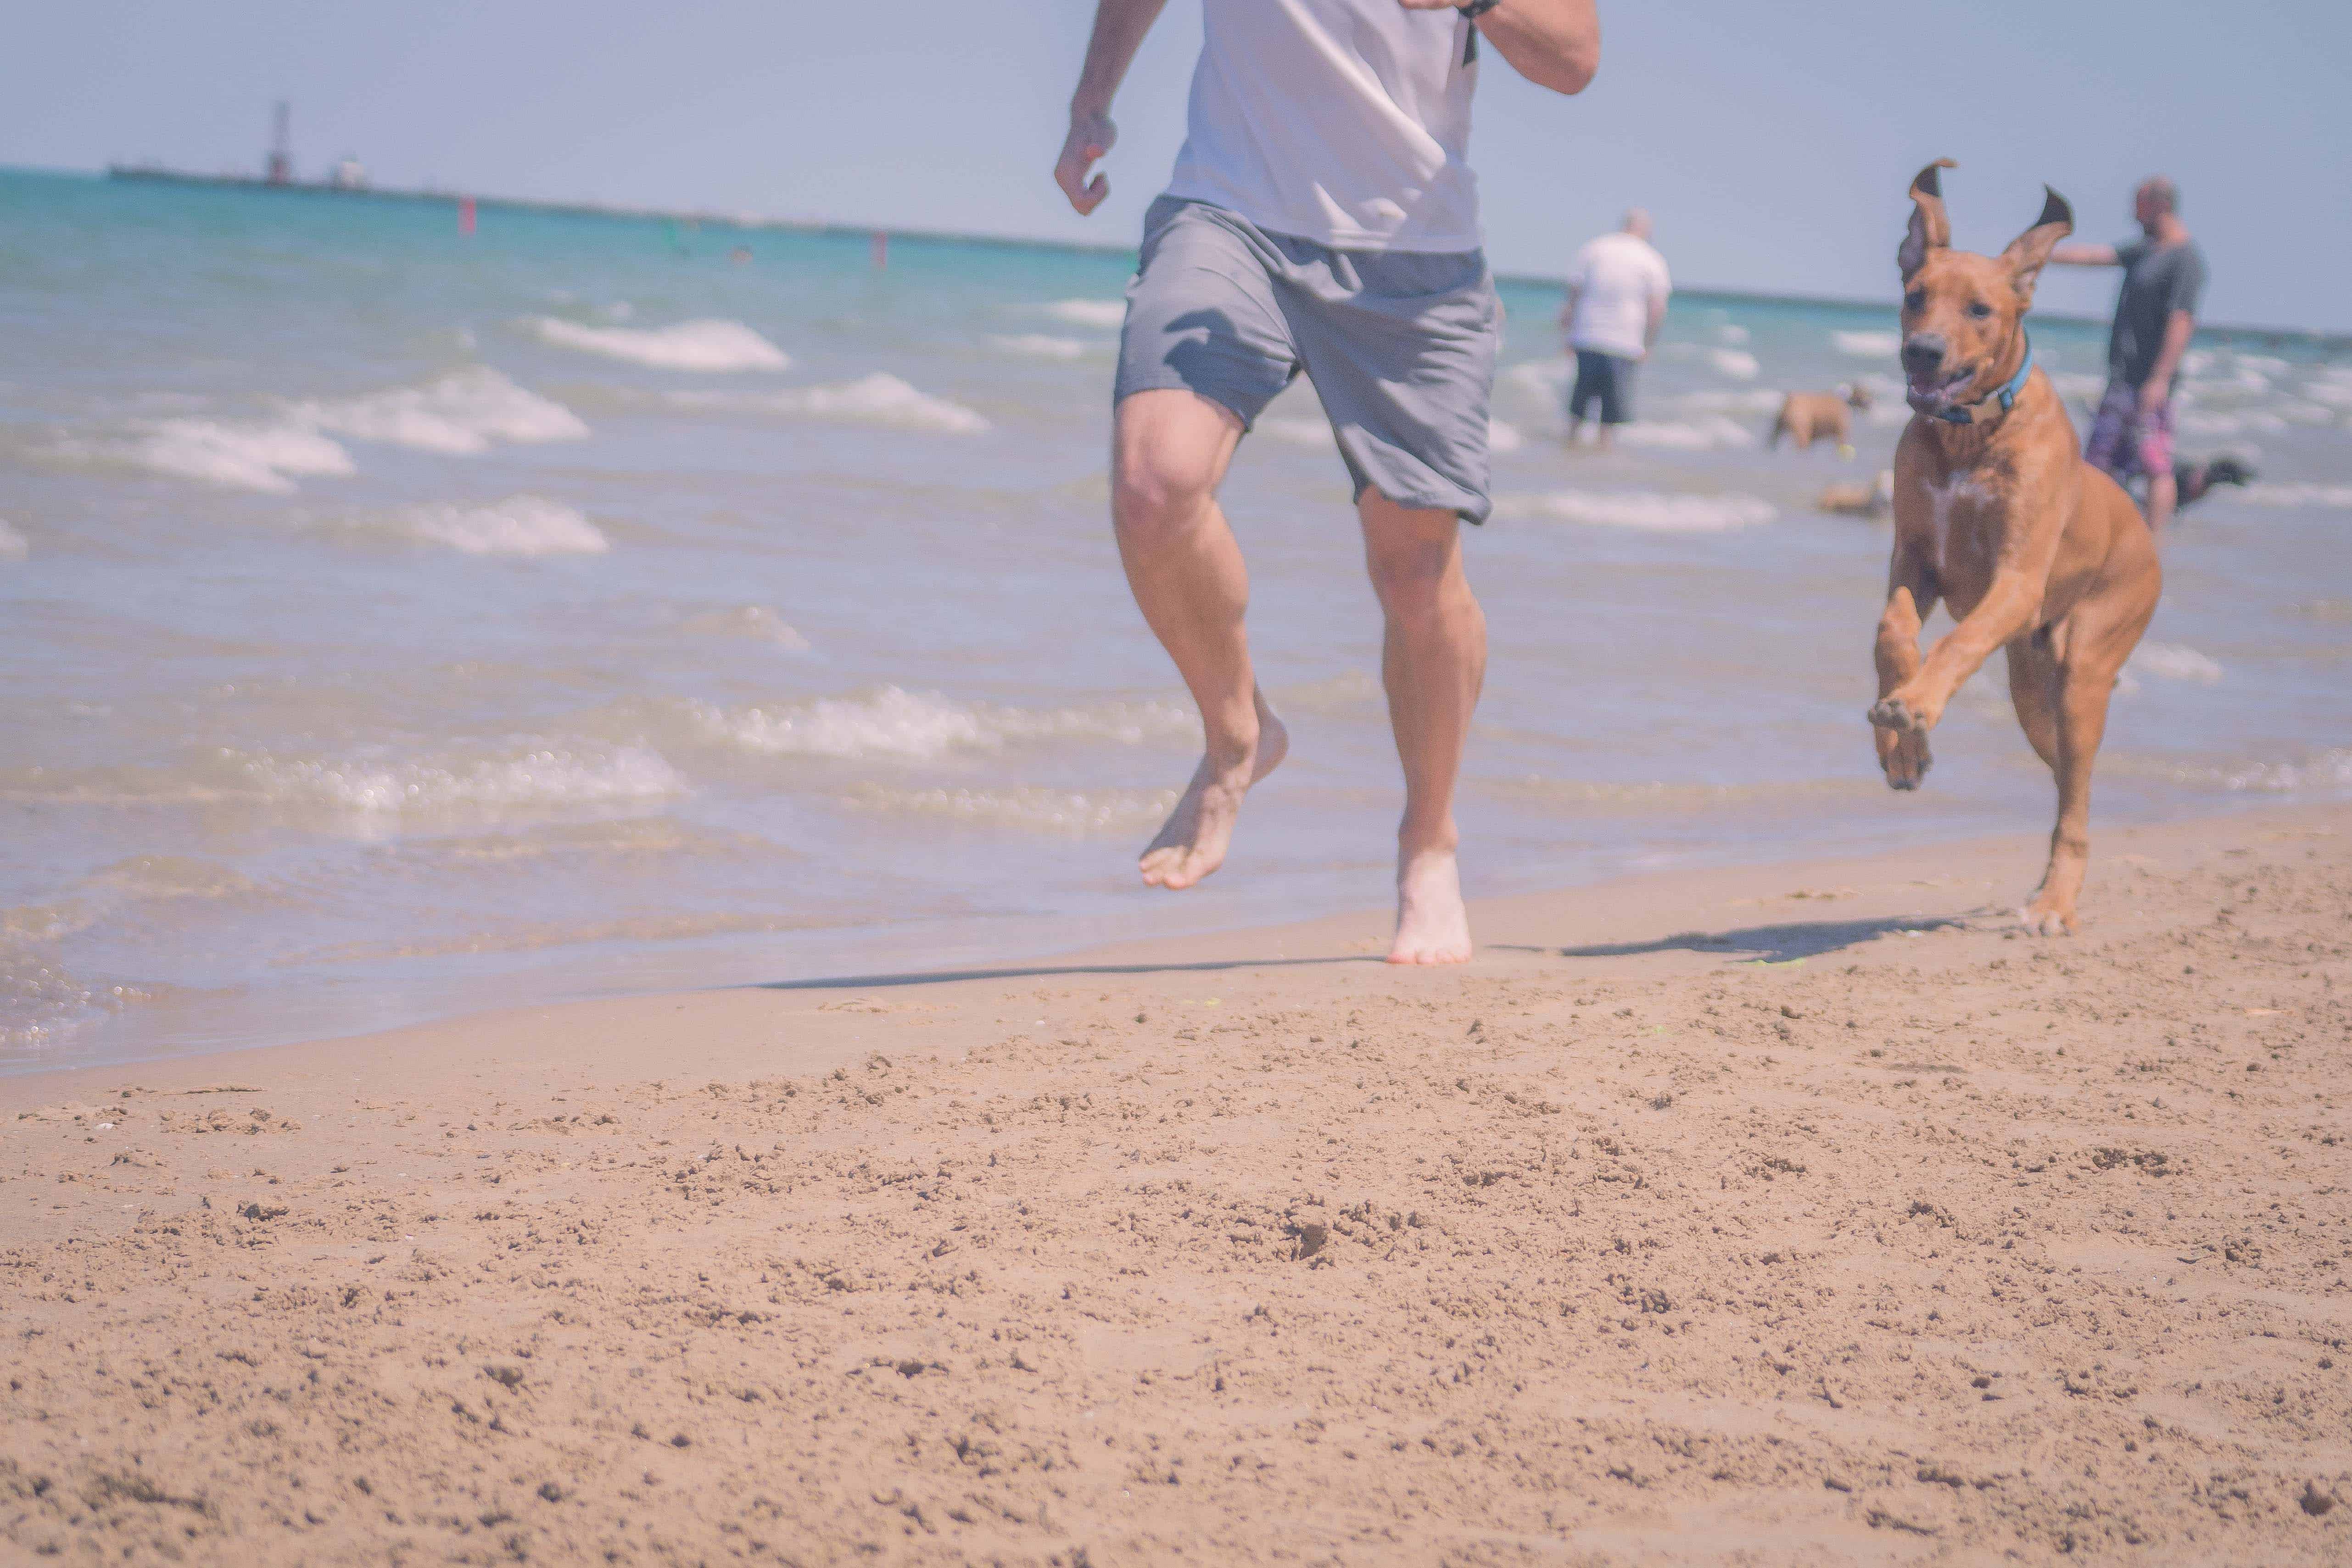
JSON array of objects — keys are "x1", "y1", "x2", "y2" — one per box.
[{"x1": 18, "y1": 162, "x2": 2348, "y2": 347}]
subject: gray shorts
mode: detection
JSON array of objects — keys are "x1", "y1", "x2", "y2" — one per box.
[{"x1": 1115, "y1": 196, "x2": 1502, "y2": 523}]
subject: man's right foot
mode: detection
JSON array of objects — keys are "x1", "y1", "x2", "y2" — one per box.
[{"x1": 1138, "y1": 695, "x2": 1289, "y2": 891}]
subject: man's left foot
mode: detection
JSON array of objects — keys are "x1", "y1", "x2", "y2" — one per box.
[{"x1": 1389, "y1": 848, "x2": 1472, "y2": 965}]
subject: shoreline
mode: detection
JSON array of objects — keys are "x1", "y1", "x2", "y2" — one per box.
[
  {"x1": 0, "y1": 798, "x2": 2303, "y2": 1094},
  {"x1": 5, "y1": 798, "x2": 2347, "y2": 1561}
]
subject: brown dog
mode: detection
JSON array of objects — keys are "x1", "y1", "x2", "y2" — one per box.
[
  {"x1": 1868, "y1": 160, "x2": 2162, "y2": 935},
  {"x1": 1771, "y1": 382, "x2": 1872, "y2": 451}
]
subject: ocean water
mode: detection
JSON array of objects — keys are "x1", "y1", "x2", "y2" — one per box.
[{"x1": 4, "y1": 167, "x2": 2348, "y2": 1070}]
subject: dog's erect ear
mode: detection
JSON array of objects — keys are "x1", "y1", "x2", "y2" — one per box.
[
  {"x1": 1898, "y1": 158, "x2": 1955, "y2": 282},
  {"x1": 2000, "y1": 186, "x2": 2073, "y2": 306}
]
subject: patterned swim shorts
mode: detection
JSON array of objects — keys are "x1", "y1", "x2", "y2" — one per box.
[{"x1": 2083, "y1": 379, "x2": 2173, "y2": 485}]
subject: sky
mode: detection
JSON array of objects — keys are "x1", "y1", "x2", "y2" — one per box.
[{"x1": 4, "y1": 0, "x2": 2346, "y2": 332}]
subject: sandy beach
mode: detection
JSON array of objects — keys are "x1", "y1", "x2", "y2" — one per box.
[{"x1": 5, "y1": 802, "x2": 2349, "y2": 1564}]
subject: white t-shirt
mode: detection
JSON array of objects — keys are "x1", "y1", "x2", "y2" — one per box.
[
  {"x1": 1164, "y1": 0, "x2": 1482, "y2": 253},
  {"x1": 1565, "y1": 233, "x2": 1672, "y2": 360}
]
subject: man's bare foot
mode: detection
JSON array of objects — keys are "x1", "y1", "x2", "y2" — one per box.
[
  {"x1": 1389, "y1": 847, "x2": 1472, "y2": 965},
  {"x1": 1138, "y1": 696, "x2": 1288, "y2": 891}
]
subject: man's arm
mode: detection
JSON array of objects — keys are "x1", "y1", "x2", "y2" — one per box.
[
  {"x1": 1056, "y1": 0, "x2": 1170, "y2": 216},
  {"x1": 1398, "y1": 0, "x2": 1599, "y2": 95},
  {"x1": 1644, "y1": 293, "x2": 1665, "y2": 350},
  {"x1": 2049, "y1": 242, "x2": 2119, "y2": 267},
  {"x1": 2140, "y1": 307, "x2": 2194, "y2": 413},
  {"x1": 1557, "y1": 284, "x2": 1580, "y2": 330}
]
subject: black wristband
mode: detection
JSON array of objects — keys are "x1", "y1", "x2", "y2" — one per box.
[{"x1": 1459, "y1": 0, "x2": 1502, "y2": 17}]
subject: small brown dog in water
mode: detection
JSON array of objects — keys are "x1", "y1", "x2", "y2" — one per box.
[
  {"x1": 1771, "y1": 382, "x2": 1872, "y2": 452},
  {"x1": 1869, "y1": 160, "x2": 2161, "y2": 935}
]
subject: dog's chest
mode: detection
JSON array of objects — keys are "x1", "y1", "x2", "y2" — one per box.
[{"x1": 1921, "y1": 472, "x2": 2000, "y2": 573}]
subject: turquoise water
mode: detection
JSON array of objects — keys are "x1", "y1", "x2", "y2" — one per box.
[{"x1": 4, "y1": 167, "x2": 2347, "y2": 1069}]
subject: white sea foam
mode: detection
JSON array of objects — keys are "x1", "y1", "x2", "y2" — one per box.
[
  {"x1": 989, "y1": 334, "x2": 1089, "y2": 360},
  {"x1": 1708, "y1": 348, "x2": 1760, "y2": 380},
  {"x1": 390, "y1": 497, "x2": 609, "y2": 557},
  {"x1": 117, "y1": 419, "x2": 356, "y2": 493},
  {"x1": 844, "y1": 783, "x2": 1179, "y2": 837},
  {"x1": 2302, "y1": 368, "x2": 2352, "y2": 408},
  {"x1": 2112, "y1": 748, "x2": 2352, "y2": 795},
  {"x1": 2128, "y1": 642, "x2": 2223, "y2": 685},
  {"x1": 1492, "y1": 489, "x2": 1777, "y2": 532},
  {"x1": 1675, "y1": 388, "x2": 1784, "y2": 416},
  {"x1": 1716, "y1": 324, "x2": 1751, "y2": 345},
  {"x1": 669, "y1": 374, "x2": 989, "y2": 435},
  {"x1": 1614, "y1": 416, "x2": 1757, "y2": 451},
  {"x1": 245, "y1": 744, "x2": 686, "y2": 814},
  {"x1": 1488, "y1": 417, "x2": 1525, "y2": 454},
  {"x1": 2176, "y1": 409, "x2": 2286, "y2": 439},
  {"x1": 1039, "y1": 299, "x2": 1128, "y2": 330},
  {"x1": 294, "y1": 368, "x2": 588, "y2": 454},
  {"x1": 2234, "y1": 482, "x2": 2352, "y2": 508},
  {"x1": 1501, "y1": 359, "x2": 1570, "y2": 396},
  {"x1": 1833, "y1": 330, "x2": 1900, "y2": 358},
  {"x1": 0, "y1": 520, "x2": 25, "y2": 561},
  {"x1": 693, "y1": 686, "x2": 1191, "y2": 762},
  {"x1": 1257, "y1": 417, "x2": 1333, "y2": 448},
  {"x1": 529, "y1": 316, "x2": 788, "y2": 372}
]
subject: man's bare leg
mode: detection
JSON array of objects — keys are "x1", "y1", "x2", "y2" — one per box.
[
  {"x1": 1361, "y1": 490, "x2": 1486, "y2": 964},
  {"x1": 2145, "y1": 467, "x2": 2179, "y2": 533},
  {"x1": 1563, "y1": 416, "x2": 1585, "y2": 450},
  {"x1": 1113, "y1": 389, "x2": 1290, "y2": 891}
]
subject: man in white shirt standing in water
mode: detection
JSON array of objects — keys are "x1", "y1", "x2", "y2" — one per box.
[
  {"x1": 1054, "y1": 0, "x2": 1600, "y2": 965},
  {"x1": 1560, "y1": 209, "x2": 1670, "y2": 451}
]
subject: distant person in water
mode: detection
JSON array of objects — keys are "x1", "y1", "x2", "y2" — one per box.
[
  {"x1": 2051, "y1": 176, "x2": 2253, "y2": 530},
  {"x1": 1054, "y1": 0, "x2": 1600, "y2": 965},
  {"x1": 1559, "y1": 209, "x2": 1670, "y2": 451}
]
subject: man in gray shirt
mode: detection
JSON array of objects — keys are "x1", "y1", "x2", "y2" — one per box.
[{"x1": 2053, "y1": 176, "x2": 2247, "y2": 530}]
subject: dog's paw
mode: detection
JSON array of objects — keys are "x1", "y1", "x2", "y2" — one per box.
[
  {"x1": 1868, "y1": 695, "x2": 1931, "y2": 735},
  {"x1": 1877, "y1": 726, "x2": 1932, "y2": 791},
  {"x1": 2017, "y1": 898, "x2": 2077, "y2": 937}
]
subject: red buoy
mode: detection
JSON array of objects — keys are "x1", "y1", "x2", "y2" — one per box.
[{"x1": 458, "y1": 195, "x2": 476, "y2": 237}]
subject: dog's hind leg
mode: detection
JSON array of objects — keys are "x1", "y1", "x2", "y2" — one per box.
[
  {"x1": 2021, "y1": 652, "x2": 2112, "y2": 936},
  {"x1": 1872, "y1": 553, "x2": 1939, "y2": 789}
]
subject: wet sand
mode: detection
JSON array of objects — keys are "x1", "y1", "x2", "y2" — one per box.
[{"x1": 4, "y1": 803, "x2": 2349, "y2": 1564}]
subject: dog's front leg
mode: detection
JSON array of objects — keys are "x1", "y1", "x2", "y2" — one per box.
[
  {"x1": 1870, "y1": 567, "x2": 2045, "y2": 739},
  {"x1": 1872, "y1": 557, "x2": 1937, "y2": 789}
]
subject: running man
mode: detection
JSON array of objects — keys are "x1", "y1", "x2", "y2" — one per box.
[
  {"x1": 1560, "y1": 208, "x2": 1670, "y2": 451},
  {"x1": 1055, "y1": 0, "x2": 1599, "y2": 964},
  {"x1": 2051, "y1": 176, "x2": 2250, "y2": 530}
]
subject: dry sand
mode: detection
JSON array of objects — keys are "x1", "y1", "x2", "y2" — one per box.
[{"x1": 4, "y1": 804, "x2": 2349, "y2": 1565}]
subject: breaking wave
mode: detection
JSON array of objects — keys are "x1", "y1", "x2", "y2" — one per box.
[
  {"x1": 530, "y1": 316, "x2": 789, "y2": 372},
  {"x1": 666, "y1": 374, "x2": 989, "y2": 435},
  {"x1": 2234, "y1": 482, "x2": 2352, "y2": 508},
  {"x1": 1614, "y1": 416, "x2": 1758, "y2": 451},
  {"x1": 93, "y1": 419, "x2": 356, "y2": 494},
  {"x1": 689, "y1": 686, "x2": 1192, "y2": 762},
  {"x1": 2126, "y1": 642, "x2": 2223, "y2": 685},
  {"x1": 1492, "y1": 489, "x2": 1777, "y2": 532},
  {"x1": 1832, "y1": 330, "x2": 1900, "y2": 358},
  {"x1": 843, "y1": 783, "x2": 1179, "y2": 837},
  {"x1": 386, "y1": 496, "x2": 609, "y2": 557},
  {"x1": 292, "y1": 368, "x2": 588, "y2": 454},
  {"x1": 1037, "y1": 299, "x2": 1128, "y2": 330},
  {"x1": 989, "y1": 334, "x2": 1089, "y2": 360}
]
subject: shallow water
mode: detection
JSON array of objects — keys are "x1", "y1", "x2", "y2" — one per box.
[{"x1": 4, "y1": 168, "x2": 2348, "y2": 1070}]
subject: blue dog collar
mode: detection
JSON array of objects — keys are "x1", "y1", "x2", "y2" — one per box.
[{"x1": 1934, "y1": 333, "x2": 2034, "y2": 426}]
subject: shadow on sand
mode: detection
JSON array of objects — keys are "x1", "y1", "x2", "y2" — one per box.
[{"x1": 1495, "y1": 912, "x2": 1971, "y2": 966}]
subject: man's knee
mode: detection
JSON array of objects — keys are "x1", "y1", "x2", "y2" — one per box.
[
  {"x1": 1112, "y1": 392, "x2": 1238, "y2": 539},
  {"x1": 1363, "y1": 511, "x2": 1468, "y2": 625}
]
